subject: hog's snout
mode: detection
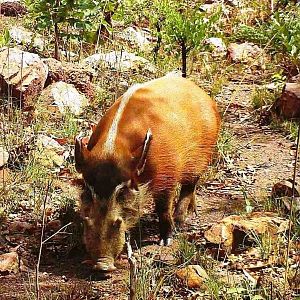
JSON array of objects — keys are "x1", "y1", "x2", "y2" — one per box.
[{"x1": 93, "y1": 257, "x2": 116, "y2": 272}]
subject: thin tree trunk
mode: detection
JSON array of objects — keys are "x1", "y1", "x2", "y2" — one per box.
[
  {"x1": 54, "y1": 22, "x2": 60, "y2": 60},
  {"x1": 153, "y1": 19, "x2": 162, "y2": 62},
  {"x1": 181, "y1": 40, "x2": 187, "y2": 78},
  {"x1": 54, "y1": 0, "x2": 60, "y2": 60}
]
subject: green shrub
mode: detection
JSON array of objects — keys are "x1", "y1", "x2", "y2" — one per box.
[
  {"x1": 234, "y1": 5, "x2": 300, "y2": 68},
  {"x1": 24, "y1": 0, "x2": 118, "y2": 59}
]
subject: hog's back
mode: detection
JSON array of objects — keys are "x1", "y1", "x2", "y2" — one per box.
[{"x1": 116, "y1": 76, "x2": 221, "y2": 194}]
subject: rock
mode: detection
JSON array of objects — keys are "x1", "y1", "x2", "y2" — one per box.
[
  {"x1": 0, "y1": 47, "x2": 48, "y2": 108},
  {"x1": 165, "y1": 70, "x2": 182, "y2": 78},
  {"x1": 228, "y1": 42, "x2": 265, "y2": 64},
  {"x1": 204, "y1": 212, "x2": 290, "y2": 252},
  {"x1": 35, "y1": 134, "x2": 65, "y2": 167},
  {"x1": 9, "y1": 26, "x2": 45, "y2": 51},
  {"x1": 0, "y1": 1, "x2": 27, "y2": 17},
  {"x1": 63, "y1": 64, "x2": 95, "y2": 100},
  {"x1": 200, "y1": 2, "x2": 229, "y2": 14},
  {"x1": 47, "y1": 219, "x2": 62, "y2": 232},
  {"x1": 117, "y1": 27, "x2": 152, "y2": 52},
  {"x1": 175, "y1": 265, "x2": 208, "y2": 289},
  {"x1": 9, "y1": 221, "x2": 35, "y2": 234},
  {"x1": 291, "y1": 74, "x2": 300, "y2": 83},
  {"x1": 42, "y1": 58, "x2": 66, "y2": 85},
  {"x1": 83, "y1": 51, "x2": 156, "y2": 73},
  {"x1": 42, "y1": 59, "x2": 95, "y2": 100},
  {"x1": 271, "y1": 180, "x2": 300, "y2": 213},
  {"x1": 36, "y1": 134, "x2": 65, "y2": 152},
  {"x1": 0, "y1": 252, "x2": 21, "y2": 274},
  {"x1": 272, "y1": 180, "x2": 300, "y2": 198},
  {"x1": 272, "y1": 83, "x2": 300, "y2": 120},
  {"x1": 0, "y1": 146, "x2": 9, "y2": 167},
  {"x1": 40, "y1": 81, "x2": 89, "y2": 115},
  {"x1": 205, "y1": 37, "x2": 227, "y2": 57},
  {"x1": 224, "y1": 0, "x2": 240, "y2": 6}
]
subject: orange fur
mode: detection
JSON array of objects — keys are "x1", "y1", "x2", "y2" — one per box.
[
  {"x1": 76, "y1": 76, "x2": 221, "y2": 268},
  {"x1": 86, "y1": 76, "x2": 220, "y2": 194}
]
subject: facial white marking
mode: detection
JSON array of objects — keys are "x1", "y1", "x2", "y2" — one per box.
[{"x1": 103, "y1": 83, "x2": 143, "y2": 154}]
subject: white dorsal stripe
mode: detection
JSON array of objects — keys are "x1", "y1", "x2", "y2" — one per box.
[{"x1": 103, "y1": 83, "x2": 143, "y2": 154}]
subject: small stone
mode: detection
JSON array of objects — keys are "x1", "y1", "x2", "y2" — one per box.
[
  {"x1": 176, "y1": 265, "x2": 208, "y2": 289},
  {"x1": 0, "y1": 252, "x2": 22, "y2": 274}
]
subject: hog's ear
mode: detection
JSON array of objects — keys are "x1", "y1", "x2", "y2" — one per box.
[
  {"x1": 135, "y1": 129, "x2": 152, "y2": 176},
  {"x1": 75, "y1": 135, "x2": 89, "y2": 173}
]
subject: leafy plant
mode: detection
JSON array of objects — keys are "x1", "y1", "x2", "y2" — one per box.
[
  {"x1": 24, "y1": 0, "x2": 119, "y2": 59},
  {"x1": 216, "y1": 127, "x2": 235, "y2": 165},
  {"x1": 251, "y1": 87, "x2": 278, "y2": 110},
  {"x1": 0, "y1": 29, "x2": 10, "y2": 47},
  {"x1": 234, "y1": 4, "x2": 300, "y2": 70},
  {"x1": 175, "y1": 234, "x2": 197, "y2": 265},
  {"x1": 152, "y1": 0, "x2": 222, "y2": 77}
]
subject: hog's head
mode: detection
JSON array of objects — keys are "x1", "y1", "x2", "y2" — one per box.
[{"x1": 74, "y1": 129, "x2": 152, "y2": 272}]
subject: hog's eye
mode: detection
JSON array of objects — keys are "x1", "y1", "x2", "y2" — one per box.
[{"x1": 115, "y1": 184, "x2": 130, "y2": 202}]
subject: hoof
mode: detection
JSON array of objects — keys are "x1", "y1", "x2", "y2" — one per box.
[{"x1": 159, "y1": 237, "x2": 172, "y2": 246}]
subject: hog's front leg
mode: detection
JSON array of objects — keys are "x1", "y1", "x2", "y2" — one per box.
[{"x1": 155, "y1": 191, "x2": 175, "y2": 246}]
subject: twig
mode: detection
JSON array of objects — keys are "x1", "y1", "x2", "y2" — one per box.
[
  {"x1": 284, "y1": 122, "x2": 300, "y2": 295},
  {"x1": 42, "y1": 222, "x2": 73, "y2": 244},
  {"x1": 35, "y1": 180, "x2": 51, "y2": 300},
  {"x1": 126, "y1": 233, "x2": 137, "y2": 300}
]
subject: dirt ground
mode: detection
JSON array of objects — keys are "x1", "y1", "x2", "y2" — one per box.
[{"x1": 0, "y1": 81, "x2": 298, "y2": 299}]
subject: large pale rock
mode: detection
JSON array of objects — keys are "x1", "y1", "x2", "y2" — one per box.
[
  {"x1": 176, "y1": 265, "x2": 208, "y2": 289},
  {"x1": 9, "y1": 26, "x2": 44, "y2": 51},
  {"x1": 272, "y1": 83, "x2": 300, "y2": 119},
  {"x1": 117, "y1": 27, "x2": 152, "y2": 52},
  {"x1": 83, "y1": 51, "x2": 156, "y2": 73},
  {"x1": 0, "y1": 47, "x2": 48, "y2": 107},
  {"x1": 204, "y1": 212, "x2": 289, "y2": 252},
  {"x1": 228, "y1": 42, "x2": 265, "y2": 63},
  {"x1": 40, "y1": 81, "x2": 89, "y2": 115}
]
